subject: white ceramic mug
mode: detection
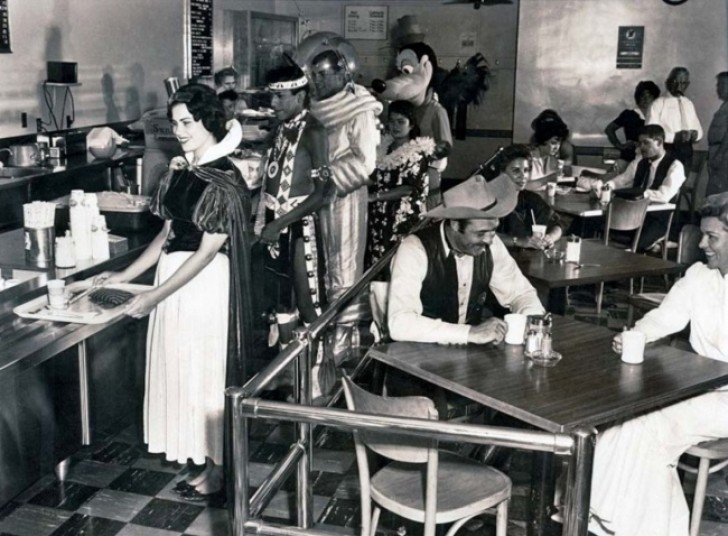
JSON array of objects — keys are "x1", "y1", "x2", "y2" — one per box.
[
  {"x1": 47, "y1": 279, "x2": 67, "y2": 310},
  {"x1": 504, "y1": 313, "x2": 527, "y2": 345},
  {"x1": 621, "y1": 330, "x2": 646, "y2": 364}
]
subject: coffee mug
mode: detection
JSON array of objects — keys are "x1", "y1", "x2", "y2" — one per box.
[
  {"x1": 504, "y1": 313, "x2": 527, "y2": 345},
  {"x1": 621, "y1": 330, "x2": 646, "y2": 364}
]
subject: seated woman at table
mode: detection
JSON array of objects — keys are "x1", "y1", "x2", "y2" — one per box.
[
  {"x1": 531, "y1": 109, "x2": 575, "y2": 165},
  {"x1": 494, "y1": 144, "x2": 563, "y2": 249},
  {"x1": 604, "y1": 80, "x2": 660, "y2": 173},
  {"x1": 583, "y1": 192, "x2": 728, "y2": 536},
  {"x1": 527, "y1": 111, "x2": 570, "y2": 190}
]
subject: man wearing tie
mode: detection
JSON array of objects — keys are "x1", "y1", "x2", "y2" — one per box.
[{"x1": 647, "y1": 66, "x2": 703, "y2": 173}]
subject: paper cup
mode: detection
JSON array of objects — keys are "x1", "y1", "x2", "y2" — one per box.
[
  {"x1": 276, "y1": 311, "x2": 300, "y2": 345},
  {"x1": 47, "y1": 279, "x2": 67, "y2": 310},
  {"x1": 531, "y1": 224, "x2": 547, "y2": 239},
  {"x1": 546, "y1": 182, "x2": 557, "y2": 196},
  {"x1": 621, "y1": 331, "x2": 646, "y2": 364},
  {"x1": 504, "y1": 313, "x2": 527, "y2": 345}
]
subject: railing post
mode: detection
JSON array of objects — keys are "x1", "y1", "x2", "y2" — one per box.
[
  {"x1": 296, "y1": 333, "x2": 313, "y2": 528},
  {"x1": 563, "y1": 426, "x2": 597, "y2": 536},
  {"x1": 231, "y1": 392, "x2": 250, "y2": 536}
]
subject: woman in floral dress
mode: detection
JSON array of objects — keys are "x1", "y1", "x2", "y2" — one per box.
[{"x1": 366, "y1": 100, "x2": 434, "y2": 270}]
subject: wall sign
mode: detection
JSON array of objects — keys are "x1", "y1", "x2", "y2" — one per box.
[
  {"x1": 616, "y1": 26, "x2": 644, "y2": 69},
  {"x1": 344, "y1": 6, "x2": 387, "y2": 40},
  {"x1": 188, "y1": 0, "x2": 213, "y2": 77},
  {"x1": 0, "y1": 0, "x2": 11, "y2": 54}
]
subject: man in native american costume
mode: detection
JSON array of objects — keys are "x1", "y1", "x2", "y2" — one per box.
[
  {"x1": 307, "y1": 49, "x2": 383, "y2": 372},
  {"x1": 256, "y1": 63, "x2": 332, "y2": 327}
]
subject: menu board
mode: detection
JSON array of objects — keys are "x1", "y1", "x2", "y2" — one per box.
[
  {"x1": 344, "y1": 6, "x2": 387, "y2": 40},
  {"x1": 0, "y1": 0, "x2": 10, "y2": 54},
  {"x1": 189, "y1": 0, "x2": 213, "y2": 76}
]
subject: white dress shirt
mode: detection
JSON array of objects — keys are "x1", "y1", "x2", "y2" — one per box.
[
  {"x1": 605, "y1": 152, "x2": 685, "y2": 203},
  {"x1": 646, "y1": 95, "x2": 703, "y2": 144},
  {"x1": 388, "y1": 223, "x2": 544, "y2": 344}
]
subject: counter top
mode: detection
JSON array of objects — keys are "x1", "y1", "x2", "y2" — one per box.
[
  {"x1": 0, "y1": 147, "x2": 144, "y2": 191},
  {"x1": 0, "y1": 226, "x2": 158, "y2": 379}
]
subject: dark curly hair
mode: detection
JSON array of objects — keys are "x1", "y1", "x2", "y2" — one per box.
[
  {"x1": 167, "y1": 83, "x2": 227, "y2": 142},
  {"x1": 498, "y1": 143, "x2": 532, "y2": 172},
  {"x1": 634, "y1": 80, "x2": 660, "y2": 103},
  {"x1": 388, "y1": 100, "x2": 421, "y2": 139}
]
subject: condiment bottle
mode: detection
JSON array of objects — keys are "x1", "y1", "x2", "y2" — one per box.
[
  {"x1": 91, "y1": 215, "x2": 110, "y2": 260},
  {"x1": 600, "y1": 183, "x2": 612, "y2": 205},
  {"x1": 70, "y1": 189, "x2": 92, "y2": 261},
  {"x1": 565, "y1": 235, "x2": 581, "y2": 263}
]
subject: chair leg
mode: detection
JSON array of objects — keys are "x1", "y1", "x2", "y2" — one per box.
[
  {"x1": 496, "y1": 500, "x2": 509, "y2": 536},
  {"x1": 689, "y1": 457, "x2": 711, "y2": 536},
  {"x1": 370, "y1": 506, "x2": 381, "y2": 536},
  {"x1": 596, "y1": 282, "x2": 604, "y2": 316}
]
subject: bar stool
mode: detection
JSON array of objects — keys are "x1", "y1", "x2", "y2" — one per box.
[{"x1": 678, "y1": 437, "x2": 728, "y2": 536}]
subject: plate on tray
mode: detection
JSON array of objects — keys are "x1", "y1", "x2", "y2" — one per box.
[{"x1": 14, "y1": 283, "x2": 152, "y2": 324}]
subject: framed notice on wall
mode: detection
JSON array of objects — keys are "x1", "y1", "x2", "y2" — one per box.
[
  {"x1": 616, "y1": 26, "x2": 644, "y2": 69},
  {"x1": 0, "y1": 0, "x2": 11, "y2": 53},
  {"x1": 344, "y1": 6, "x2": 387, "y2": 40},
  {"x1": 186, "y1": 0, "x2": 213, "y2": 77}
]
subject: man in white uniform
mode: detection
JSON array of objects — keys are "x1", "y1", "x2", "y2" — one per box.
[{"x1": 588, "y1": 192, "x2": 728, "y2": 536}]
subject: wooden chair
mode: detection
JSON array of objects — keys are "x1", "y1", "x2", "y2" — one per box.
[
  {"x1": 596, "y1": 196, "x2": 650, "y2": 315},
  {"x1": 342, "y1": 376, "x2": 511, "y2": 536},
  {"x1": 677, "y1": 152, "x2": 709, "y2": 227},
  {"x1": 679, "y1": 438, "x2": 728, "y2": 536}
]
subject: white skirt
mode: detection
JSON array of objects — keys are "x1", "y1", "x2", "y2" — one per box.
[{"x1": 144, "y1": 251, "x2": 230, "y2": 465}]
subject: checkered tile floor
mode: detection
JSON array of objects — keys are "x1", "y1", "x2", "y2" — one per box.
[{"x1": 2, "y1": 411, "x2": 728, "y2": 536}]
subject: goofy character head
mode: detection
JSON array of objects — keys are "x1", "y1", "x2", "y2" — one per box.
[{"x1": 371, "y1": 42, "x2": 437, "y2": 106}]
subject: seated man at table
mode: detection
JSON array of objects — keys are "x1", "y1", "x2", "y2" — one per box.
[
  {"x1": 495, "y1": 144, "x2": 563, "y2": 250},
  {"x1": 589, "y1": 124, "x2": 685, "y2": 252},
  {"x1": 586, "y1": 192, "x2": 728, "y2": 536},
  {"x1": 388, "y1": 174, "x2": 545, "y2": 346}
]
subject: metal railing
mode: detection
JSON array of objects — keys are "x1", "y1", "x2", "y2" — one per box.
[{"x1": 225, "y1": 224, "x2": 581, "y2": 536}]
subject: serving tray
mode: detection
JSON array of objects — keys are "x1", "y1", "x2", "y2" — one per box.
[{"x1": 14, "y1": 283, "x2": 152, "y2": 324}]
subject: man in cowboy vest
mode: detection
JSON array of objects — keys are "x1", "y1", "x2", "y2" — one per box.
[
  {"x1": 388, "y1": 175, "x2": 544, "y2": 345},
  {"x1": 603, "y1": 124, "x2": 686, "y2": 252}
]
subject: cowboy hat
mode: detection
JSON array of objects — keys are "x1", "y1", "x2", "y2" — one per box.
[{"x1": 425, "y1": 174, "x2": 517, "y2": 220}]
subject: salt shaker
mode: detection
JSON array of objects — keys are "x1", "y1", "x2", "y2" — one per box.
[
  {"x1": 540, "y1": 332, "x2": 553, "y2": 357},
  {"x1": 565, "y1": 235, "x2": 581, "y2": 263},
  {"x1": 525, "y1": 328, "x2": 542, "y2": 357}
]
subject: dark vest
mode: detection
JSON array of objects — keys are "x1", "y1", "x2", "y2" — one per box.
[
  {"x1": 633, "y1": 153, "x2": 678, "y2": 199},
  {"x1": 415, "y1": 224, "x2": 494, "y2": 325}
]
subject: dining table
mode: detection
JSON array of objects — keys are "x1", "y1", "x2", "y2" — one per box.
[
  {"x1": 542, "y1": 188, "x2": 676, "y2": 218},
  {"x1": 366, "y1": 316, "x2": 728, "y2": 535},
  {"x1": 504, "y1": 237, "x2": 686, "y2": 313}
]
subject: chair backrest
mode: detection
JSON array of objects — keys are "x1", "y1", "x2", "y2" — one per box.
[
  {"x1": 342, "y1": 376, "x2": 440, "y2": 536},
  {"x1": 604, "y1": 196, "x2": 650, "y2": 252},
  {"x1": 690, "y1": 155, "x2": 710, "y2": 214},
  {"x1": 342, "y1": 375, "x2": 437, "y2": 463},
  {"x1": 677, "y1": 224, "x2": 704, "y2": 265}
]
